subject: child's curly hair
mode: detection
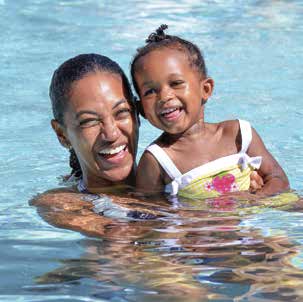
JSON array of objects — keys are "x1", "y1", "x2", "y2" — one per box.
[{"x1": 130, "y1": 24, "x2": 208, "y2": 96}]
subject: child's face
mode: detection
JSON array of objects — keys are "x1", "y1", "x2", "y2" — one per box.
[{"x1": 134, "y1": 48, "x2": 213, "y2": 134}]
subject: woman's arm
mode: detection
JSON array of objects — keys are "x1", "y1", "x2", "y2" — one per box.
[
  {"x1": 248, "y1": 127, "x2": 289, "y2": 196},
  {"x1": 30, "y1": 191, "x2": 111, "y2": 238},
  {"x1": 30, "y1": 190, "x2": 168, "y2": 238},
  {"x1": 249, "y1": 171, "x2": 264, "y2": 192}
]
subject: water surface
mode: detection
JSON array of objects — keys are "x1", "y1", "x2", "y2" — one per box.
[{"x1": 1, "y1": 0, "x2": 303, "y2": 301}]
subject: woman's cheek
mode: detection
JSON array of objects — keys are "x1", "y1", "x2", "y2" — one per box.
[{"x1": 119, "y1": 116, "x2": 135, "y2": 131}]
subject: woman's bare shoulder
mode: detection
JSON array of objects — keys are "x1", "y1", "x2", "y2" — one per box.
[
  {"x1": 29, "y1": 187, "x2": 114, "y2": 238},
  {"x1": 30, "y1": 186, "x2": 89, "y2": 210}
]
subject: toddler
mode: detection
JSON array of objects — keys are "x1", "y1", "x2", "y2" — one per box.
[{"x1": 131, "y1": 25, "x2": 289, "y2": 199}]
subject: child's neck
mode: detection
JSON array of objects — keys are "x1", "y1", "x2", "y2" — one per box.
[{"x1": 163, "y1": 118, "x2": 207, "y2": 143}]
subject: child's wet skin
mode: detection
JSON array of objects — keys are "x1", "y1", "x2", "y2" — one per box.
[
  {"x1": 132, "y1": 25, "x2": 289, "y2": 197},
  {"x1": 134, "y1": 48, "x2": 211, "y2": 135}
]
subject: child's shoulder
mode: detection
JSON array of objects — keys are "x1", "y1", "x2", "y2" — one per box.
[
  {"x1": 215, "y1": 119, "x2": 242, "y2": 136},
  {"x1": 214, "y1": 119, "x2": 248, "y2": 149}
]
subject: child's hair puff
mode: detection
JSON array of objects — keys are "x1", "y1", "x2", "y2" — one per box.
[{"x1": 130, "y1": 24, "x2": 208, "y2": 96}]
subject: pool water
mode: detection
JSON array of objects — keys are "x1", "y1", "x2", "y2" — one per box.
[{"x1": 1, "y1": 0, "x2": 303, "y2": 301}]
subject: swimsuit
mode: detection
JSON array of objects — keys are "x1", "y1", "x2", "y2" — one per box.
[
  {"x1": 77, "y1": 163, "x2": 299, "y2": 218},
  {"x1": 146, "y1": 120, "x2": 262, "y2": 199},
  {"x1": 77, "y1": 178, "x2": 89, "y2": 193},
  {"x1": 77, "y1": 179, "x2": 158, "y2": 220}
]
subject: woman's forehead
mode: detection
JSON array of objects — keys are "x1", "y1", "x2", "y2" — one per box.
[
  {"x1": 73, "y1": 71, "x2": 123, "y2": 92},
  {"x1": 69, "y1": 72, "x2": 127, "y2": 104},
  {"x1": 62, "y1": 72, "x2": 135, "y2": 122}
]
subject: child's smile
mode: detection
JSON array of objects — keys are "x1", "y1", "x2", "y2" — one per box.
[
  {"x1": 134, "y1": 48, "x2": 211, "y2": 134},
  {"x1": 159, "y1": 106, "x2": 183, "y2": 122}
]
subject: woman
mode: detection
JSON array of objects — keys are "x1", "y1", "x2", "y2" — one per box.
[
  {"x1": 31, "y1": 53, "x2": 166, "y2": 236},
  {"x1": 50, "y1": 53, "x2": 139, "y2": 192},
  {"x1": 31, "y1": 53, "x2": 264, "y2": 237}
]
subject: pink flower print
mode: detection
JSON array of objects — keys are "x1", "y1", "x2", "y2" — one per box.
[
  {"x1": 231, "y1": 182, "x2": 239, "y2": 192},
  {"x1": 204, "y1": 181, "x2": 213, "y2": 191},
  {"x1": 212, "y1": 174, "x2": 236, "y2": 194}
]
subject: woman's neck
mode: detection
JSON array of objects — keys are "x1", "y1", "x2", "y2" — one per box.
[{"x1": 82, "y1": 167, "x2": 136, "y2": 194}]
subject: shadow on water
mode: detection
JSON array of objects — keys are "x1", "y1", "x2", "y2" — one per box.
[{"x1": 31, "y1": 191, "x2": 303, "y2": 301}]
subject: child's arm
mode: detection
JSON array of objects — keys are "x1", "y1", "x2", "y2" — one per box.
[
  {"x1": 248, "y1": 128, "x2": 289, "y2": 196},
  {"x1": 136, "y1": 151, "x2": 165, "y2": 195}
]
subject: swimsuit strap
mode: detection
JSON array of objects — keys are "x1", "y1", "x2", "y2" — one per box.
[
  {"x1": 239, "y1": 119, "x2": 252, "y2": 153},
  {"x1": 146, "y1": 144, "x2": 182, "y2": 180},
  {"x1": 77, "y1": 178, "x2": 89, "y2": 193}
]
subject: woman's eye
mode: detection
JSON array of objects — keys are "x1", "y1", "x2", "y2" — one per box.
[
  {"x1": 79, "y1": 118, "x2": 100, "y2": 128},
  {"x1": 116, "y1": 108, "x2": 131, "y2": 118}
]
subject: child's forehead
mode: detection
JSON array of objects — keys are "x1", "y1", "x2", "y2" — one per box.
[
  {"x1": 136, "y1": 46, "x2": 190, "y2": 69},
  {"x1": 148, "y1": 44, "x2": 187, "y2": 57}
]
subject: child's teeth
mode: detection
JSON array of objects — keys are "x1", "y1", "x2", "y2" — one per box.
[
  {"x1": 162, "y1": 108, "x2": 177, "y2": 114},
  {"x1": 99, "y1": 145, "x2": 125, "y2": 155}
]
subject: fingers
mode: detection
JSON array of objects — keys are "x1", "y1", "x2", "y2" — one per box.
[
  {"x1": 249, "y1": 180, "x2": 258, "y2": 193},
  {"x1": 249, "y1": 171, "x2": 264, "y2": 192}
]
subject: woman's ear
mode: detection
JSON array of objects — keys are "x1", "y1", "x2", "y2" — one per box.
[
  {"x1": 51, "y1": 119, "x2": 70, "y2": 149},
  {"x1": 135, "y1": 99, "x2": 146, "y2": 118},
  {"x1": 200, "y1": 77, "x2": 215, "y2": 104}
]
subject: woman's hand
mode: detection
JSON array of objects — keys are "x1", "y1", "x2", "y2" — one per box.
[{"x1": 249, "y1": 170, "x2": 264, "y2": 193}]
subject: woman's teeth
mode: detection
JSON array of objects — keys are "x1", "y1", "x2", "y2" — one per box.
[{"x1": 99, "y1": 145, "x2": 126, "y2": 155}]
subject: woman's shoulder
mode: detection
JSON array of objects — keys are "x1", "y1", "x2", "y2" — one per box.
[
  {"x1": 29, "y1": 187, "x2": 114, "y2": 238},
  {"x1": 29, "y1": 186, "x2": 88, "y2": 209}
]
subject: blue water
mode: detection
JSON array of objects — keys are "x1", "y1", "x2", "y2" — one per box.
[{"x1": 1, "y1": 0, "x2": 303, "y2": 301}]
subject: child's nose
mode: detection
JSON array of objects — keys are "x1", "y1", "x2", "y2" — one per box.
[
  {"x1": 159, "y1": 86, "x2": 174, "y2": 103},
  {"x1": 100, "y1": 117, "x2": 120, "y2": 142}
]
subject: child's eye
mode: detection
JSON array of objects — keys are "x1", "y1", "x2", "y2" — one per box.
[
  {"x1": 143, "y1": 88, "x2": 157, "y2": 97},
  {"x1": 79, "y1": 118, "x2": 101, "y2": 128},
  {"x1": 171, "y1": 80, "x2": 184, "y2": 87}
]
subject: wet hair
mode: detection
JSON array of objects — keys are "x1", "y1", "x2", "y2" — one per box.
[
  {"x1": 130, "y1": 24, "x2": 208, "y2": 96},
  {"x1": 50, "y1": 53, "x2": 135, "y2": 125},
  {"x1": 69, "y1": 147, "x2": 82, "y2": 178},
  {"x1": 49, "y1": 53, "x2": 135, "y2": 179}
]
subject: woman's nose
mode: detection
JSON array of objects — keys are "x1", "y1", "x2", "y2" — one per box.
[{"x1": 100, "y1": 117, "x2": 120, "y2": 142}]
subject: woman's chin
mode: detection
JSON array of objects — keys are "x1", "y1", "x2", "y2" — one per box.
[{"x1": 102, "y1": 165, "x2": 134, "y2": 185}]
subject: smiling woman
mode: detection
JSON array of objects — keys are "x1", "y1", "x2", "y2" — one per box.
[
  {"x1": 49, "y1": 53, "x2": 139, "y2": 192},
  {"x1": 30, "y1": 54, "x2": 149, "y2": 236}
]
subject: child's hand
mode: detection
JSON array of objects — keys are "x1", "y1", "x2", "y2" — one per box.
[{"x1": 249, "y1": 171, "x2": 264, "y2": 193}]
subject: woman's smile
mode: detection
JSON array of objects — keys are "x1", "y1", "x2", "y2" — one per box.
[{"x1": 98, "y1": 144, "x2": 129, "y2": 164}]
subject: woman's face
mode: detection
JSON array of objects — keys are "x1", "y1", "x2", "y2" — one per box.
[{"x1": 56, "y1": 71, "x2": 139, "y2": 188}]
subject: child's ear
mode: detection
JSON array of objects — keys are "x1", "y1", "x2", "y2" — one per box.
[
  {"x1": 200, "y1": 77, "x2": 215, "y2": 104},
  {"x1": 51, "y1": 119, "x2": 71, "y2": 149},
  {"x1": 135, "y1": 99, "x2": 146, "y2": 118}
]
